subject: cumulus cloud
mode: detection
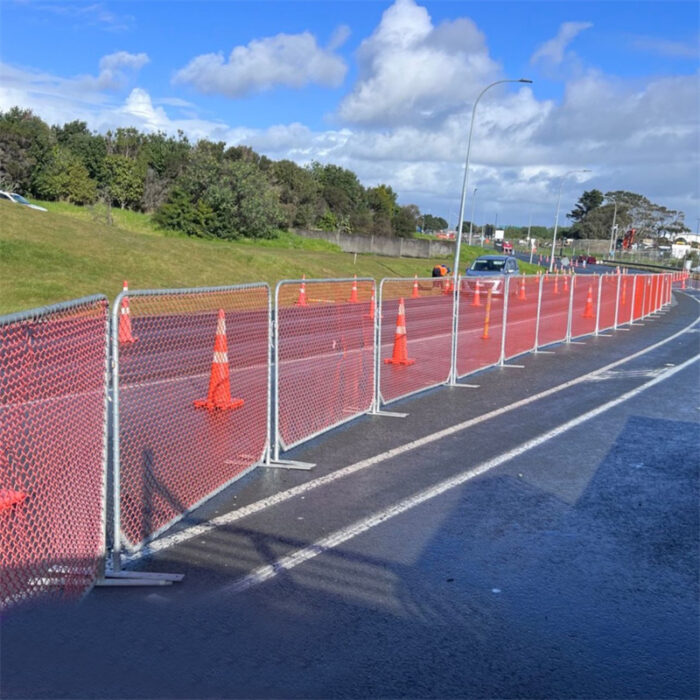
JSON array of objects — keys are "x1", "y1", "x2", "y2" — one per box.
[
  {"x1": 530, "y1": 21, "x2": 593, "y2": 66},
  {"x1": 173, "y1": 31, "x2": 347, "y2": 97},
  {"x1": 628, "y1": 35, "x2": 699, "y2": 59},
  {"x1": 337, "y1": 0, "x2": 502, "y2": 126}
]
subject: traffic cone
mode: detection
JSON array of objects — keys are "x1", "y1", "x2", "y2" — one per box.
[
  {"x1": 295, "y1": 275, "x2": 308, "y2": 306},
  {"x1": 582, "y1": 284, "x2": 595, "y2": 318},
  {"x1": 518, "y1": 277, "x2": 526, "y2": 301},
  {"x1": 348, "y1": 274, "x2": 359, "y2": 303},
  {"x1": 411, "y1": 274, "x2": 420, "y2": 299},
  {"x1": 482, "y1": 288, "x2": 492, "y2": 339},
  {"x1": 442, "y1": 277, "x2": 453, "y2": 295},
  {"x1": 384, "y1": 298, "x2": 415, "y2": 366},
  {"x1": 471, "y1": 280, "x2": 482, "y2": 307},
  {"x1": 553, "y1": 270, "x2": 559, "y2": 294},
  {"x1": 194, "y1": 309, "x2": 244, "y2": 411},
  {"x1": 364, "y1": 289, "x2": 376, "y2": 320},
  {"x1": 563, "y1": 271, "x2": 569, "y2": 293},
  {"x1": 118, "y1": 281, "x2": 137, "y2": 344},
  {"x1": 681, "y1": 276, "x2": 686, "y2": 290}
]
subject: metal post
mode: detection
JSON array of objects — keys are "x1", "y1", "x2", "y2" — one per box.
[
  {"x1": 273, "y1": 283, "x2": 281, "y2": 462},
  {"x1": 534, "y1": 273, "x2": 544, "y2": 351},
  {"x1": 264, "y1": 289, "x2": 273, "y2": 465},
  {"x1": 609, "y1": 198, "x2": 618, "y2": 259},
  {"x1": 468, "y1": 188, "x2": 477, "y2": 246},
  {"x1": 594, "y1": 274, "x2": 603, "y2": 335},
  {"x1": 641, "y1": 277, "x2": 648, "y2": 318},
  {"x1": 110, "y1": 294, "x2": 122, "y2": 573},
  {"x1": 566, "y1": 273, "x2": 575, "y2": 342},
  {"x1": 613, "y1": 273, "x2": 621, "y2": 330},
  {"x1": 549, "y1": 169, "x2": 591, "y2": 272},
  {"x1": 499, "y1": 277, "x2": 510, "y2": 365}
]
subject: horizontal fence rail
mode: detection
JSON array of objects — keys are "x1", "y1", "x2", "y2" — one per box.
[
  {"x1": 0, "y1": 296, "x2": 109, "y2": 611},
  {"x1": 112, "y1": 284, "x2": 270, "y2": 554},
  {"x1": 274, "y1": 278, "x2": 375, "y2": 456}
]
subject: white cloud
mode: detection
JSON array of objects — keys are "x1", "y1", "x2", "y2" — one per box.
[
  {"x1": 531, "y1": 21, "x2": 593, "y2": 66},
  {"x1": 173, "y1": 31, "x2": 347, "y2": 97},
  {"x1": 33, "y1": 3, "x2": 134, "y2": 32},
  {"x1": 628, "y1": 35, "x2": 699, "y2": 59},
  {"x1": 99, "y1": 51, "x2": 149, "y2": 72},
  {"x1": 337, "y1": 0, "x2": 501, "y2": 126}
]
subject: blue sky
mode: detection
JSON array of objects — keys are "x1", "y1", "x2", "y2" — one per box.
[{"x1": 1, "y1": 0, "x2": 698, "y2": 227}]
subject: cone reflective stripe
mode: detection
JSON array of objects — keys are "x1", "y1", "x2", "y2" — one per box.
[
  {"x1": 553, "y1": 270, "x2": 559, "y2": 294},
  {"x1": 471, "y1": 279, "x2": 482, "y2": 307},
  {"x1": 295, "y1": 275, "x2": 308, "y2": 306},
  {"x1": 348, "y1": 274, "x2": 359, "y2": 303},
  {"x1": 194, "y1": 309, "x2": 244, "y2": 411},
  {"x1": 518, "y1": 277, "x2": 526, "y2": 300},
  {"x1": 384, "y1": 297, "x2": 415, "y2": 366},
  {"x1": 411, "y1": 274, "x2": 420, "y2": 299},
  {"x1": 582, "y1": 284, "x2": 595, "y2": 318},
  {"x1": 118, "y1": 283, "x2": 137, "y2": 344}
]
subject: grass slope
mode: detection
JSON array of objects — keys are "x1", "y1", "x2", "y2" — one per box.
[{"x1": 0, "y1": 201, "x2": 540, "y2": 314}]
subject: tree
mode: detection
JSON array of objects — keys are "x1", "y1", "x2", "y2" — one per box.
[
  {"x1": 104, "y1": 154, "x2": 145, "y2": 209},
  {"x1": 422, "y1": 214, "x2": 448, "y2": 232},
  {"x1": 270, "y1": 159, "x2": 319, "y2": 229},
  {"x1": 33, "y1": 146, "x2": 97, "y2": 204},
  {"x1": 392, "y1": 204, "x2": 419, "y2": 238},
  {"x1": 567, "y1": 189, "x2": 604, "y2": 223},
  {"x1": 604, "y1": 190, "x2": 688, "y2": 241}
]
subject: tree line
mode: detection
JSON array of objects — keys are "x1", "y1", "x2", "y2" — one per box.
[{"x1": 0, "y1": 107, "x2": 424, "y2": 240}]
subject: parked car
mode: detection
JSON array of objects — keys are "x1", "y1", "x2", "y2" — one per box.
[
  {"x1": 463, "y1": 255, "x2": 519, "y2": 295},
  {"x1": 0, "y1": 190, "x2": 47, "y2": 211}
]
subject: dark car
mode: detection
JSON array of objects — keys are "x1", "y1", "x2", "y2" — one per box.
[{"x1": 463, "y1": 255, "x2": 519, "y2": 294}]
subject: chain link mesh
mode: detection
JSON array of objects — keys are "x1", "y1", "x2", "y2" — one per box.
[
  {"x1": 504, "y1": 275, "x2": 539, "y2": 360},
  {"x1": 116, "y1": 285, "x2": 269, "y2": 550},
  {"x1": 537, "y1": 274, "x2": 570, "y2": 348},
  {"x1": 276, "y1": 279, "x2": 375, "y2": 451},
  {"x1": 457, "y1": 276, "x2": 504, "y2": 376},
  {"x1": 379, "y1": 278, "x2": 452, "y2": 404},
  {"x1": 0, "y1": 297, "x2": 108, "y2": 610}
]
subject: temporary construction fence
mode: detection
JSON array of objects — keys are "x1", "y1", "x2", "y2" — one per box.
[
  {"x1": 0, "y1": 296, "x2": 109, "y2": 610},
  {"x1": 378, "y1": 277, "x2": 453, "y2": 404},
  {"x1": 274, "y1": 278, "x2": 375, "y2": 455},
  {"x1": 1, "y1": 270, "x2": 679, "y2": 611},
  {"x1": 112, "y1": 284, "x2": 270, "y2": 554}
]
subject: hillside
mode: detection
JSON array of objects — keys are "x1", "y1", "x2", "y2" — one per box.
[{"x1": 0, "y1": 201, "x2": 537, "y2": 315}]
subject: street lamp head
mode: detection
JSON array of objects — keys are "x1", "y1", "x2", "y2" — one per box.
[{"x1": 518, "y1": 78, "x2": 534, "y2": 84}]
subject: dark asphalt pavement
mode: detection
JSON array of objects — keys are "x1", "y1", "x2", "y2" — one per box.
[{"x1": 2, "y1": 291, "x2": 698, "y2": 699}]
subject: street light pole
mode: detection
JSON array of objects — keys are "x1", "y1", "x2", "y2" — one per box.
[
  {"x1": 467, "y1": 187, "x2": 477, "y2": 246},
  {"x1": 549, "y1": 169, "x2": 591, "y2": 272},
  {"x1": 450, "y1": 77, "x2": 533, "y2": 384},
  {"x1": 608, "y1": 197, "x2": 618, "y2": 260}
]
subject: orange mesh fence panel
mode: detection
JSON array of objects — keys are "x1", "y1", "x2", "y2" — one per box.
[
  {"x1": 0, "y1": 296, "x2": 108, "y2": 611},
  {"x1": 598, "y1": 275, "x2": 618, "y2": 331},
  {"x1": 633, "y1": 275, "x2": 645, "y2": 320},
  {"x1": 275, "y1": 278, "x2": 375, "y2": 451},
  {"x1": 379, "y1": 278, "x2": 452, "y2": 404},
  {"x1": 537, "y1": 274, "x2": 569, "y2": 347},
  {"x1": 617, "y1": 274, "x2": 633, "y2": 325},
  {"x1": 570, "y1": 274, "x2": 599, "y2": 339},
  {"x1": 504, "y1": 275, "x2": 539, "y2": 360},
  {"x1": 456, "y1": 276, "x2": 504, "y2": 376},
  {"x1": 642, "y1": 276, "x2": 654, "y2": 316},
  {"x1": 115, "y1": 285, "x2": 269, "y2": 551}
]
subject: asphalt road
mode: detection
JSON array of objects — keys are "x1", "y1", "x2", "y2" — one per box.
[{"x1": 2, "y1": 288, "x2": 698, "y2": 699}]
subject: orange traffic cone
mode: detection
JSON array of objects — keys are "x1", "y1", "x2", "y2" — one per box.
[
  {"x1": 442, "y1": 277, "x2": 453, "y2": 295},
  {"x1": 348, "y1": 274, "x2": 359, "y2": 303},
  {"x1": 582, "y1": 284, "x2": 595, "y2": 318},
  {"x1": 481, "y1": 288, "x2": 492, "y2": 339},
  {"x1": 364, "y1": 289, "x2": 376, "y2": 320},
  {"x1": 563, "y1": 271, "x2": 569, "y2": 293},
  {"x1": 295, "y1": 275, "x2": 308, "y2": 306},
  {"x1": 471, "y1": 280, "x2": 482, "y2": 307},
  {"x1": 194, "y1": 309, "x2": 244, "y2": 411},
  {"x1": 411, "y1": 274, "x2": 420, "y2": 299},
  {"x1": 384, "y1": 298, "x2": 415, "y2": 366},
  {"x1": 518, "y1": 277, "x2": 526, "y2": 300},
  {"x1": 553, "y1": 270, "x2": 559, "y2": 294},
  {"x1": 118, "y1": 281, "x2": 137, "y2": 344},
  {"x1": 681, "y1": 276, "x2": 686, "y2": 290}
]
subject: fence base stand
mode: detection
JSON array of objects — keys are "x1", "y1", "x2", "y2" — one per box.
[
  {"x1": 370, "y1": 410, "x2": 409, "y2": 418},
  {"x1": 263, "y1": 459, "x2": 316, "y2": 470},
  {"x1": 568, "y1": 340, "x2": 587, "y2": 345},
  {"x1": 96, "y1": 571, "x2": 184, "y2": 587},
  {"x1": 596, "y1": 333, "x2": 613, "y2": 337},
  {"x1": 448, "y1": 383, "x2": 480, "y2": 388},
  {"x1": 500, "y1": 364, "x2": 525, "y2": 368},
  {"x1": 616, "y1": 327, "x2": 631, "y2": 331}
]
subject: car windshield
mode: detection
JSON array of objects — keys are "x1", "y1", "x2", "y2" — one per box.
[
  {"x1": 471, "y1": 259, "x2": 506, "y2": 272},
  {"x1": 11, "y1": 194, "x2": 30, "y2": 204}
]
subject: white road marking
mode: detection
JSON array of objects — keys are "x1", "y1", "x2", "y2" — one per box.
[
  {"x1": 221, "y1": 354, "x2": 699, "y2": 595},
  {"x1": 125, "y1": 305, "x2": 699, "y2": 564}
]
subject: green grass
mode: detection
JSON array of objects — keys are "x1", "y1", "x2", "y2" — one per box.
[{"x1": 0, "y1": 201, "x2": 541, "y2": 314}]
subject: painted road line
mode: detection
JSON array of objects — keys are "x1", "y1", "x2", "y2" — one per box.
[
  {"x1": 220, "y1": 354, "x2": 699, "y2": 595},
  {"x1": 125, "y1": 304, "x2": 700, "y2": 564}
]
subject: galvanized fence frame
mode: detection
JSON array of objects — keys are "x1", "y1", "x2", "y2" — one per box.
[
  {"x1": 502, "y1": 274, "x2": 540, "y2": 362},
  {"x1": 0, "y1": 295, "x2": 110, "y2": 609},
  {"x1": 110, "y1": 283, "x2": 271, "y2": 562},
  {"x1": 377, "y1": 276, "x2": 453, "y2": 406},
  {"x1": 274, "y1": 277, "x2": 375, "y2": 457}
]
